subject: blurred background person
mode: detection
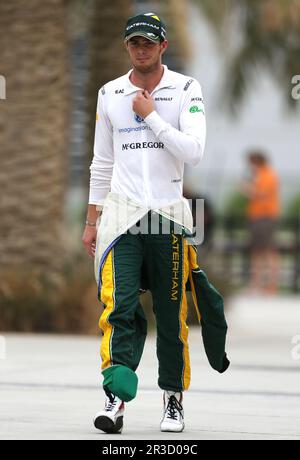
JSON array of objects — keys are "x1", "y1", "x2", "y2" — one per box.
[{"x1": 240, "y1": 151, "x2": 281, "y2": 295}]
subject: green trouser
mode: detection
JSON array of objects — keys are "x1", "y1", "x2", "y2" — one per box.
[{"x1": 99, "y1": 212, "x2": 191, "y2": 393}]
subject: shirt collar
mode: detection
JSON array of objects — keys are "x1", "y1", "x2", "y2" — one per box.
[{"x1": 124, "y1": 65, "x2": 176, "y2": 96}]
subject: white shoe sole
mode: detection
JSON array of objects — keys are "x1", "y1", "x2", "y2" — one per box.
[{"x1": 160, "y1": 423, "x2": 185, "y2": 433}]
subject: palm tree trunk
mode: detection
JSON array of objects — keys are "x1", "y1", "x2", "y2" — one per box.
[
  {"x1": 159, "y1": 0, "x2": 191, "y2": 69},
  {"x1": 85, "y1": 0, "x2": 133, "y2": 175},
  {"x1": 0, "y1": 0, "x2": 70, "y2": 293}
]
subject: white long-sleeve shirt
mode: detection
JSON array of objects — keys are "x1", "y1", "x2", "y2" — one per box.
[{"x1": 89, "y1": 65, "x2": 206, "y2": 209}]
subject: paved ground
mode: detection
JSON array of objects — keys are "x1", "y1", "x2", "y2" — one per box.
[{"x1": 0, "y1": 295, "x2": 300, "y2": 440}]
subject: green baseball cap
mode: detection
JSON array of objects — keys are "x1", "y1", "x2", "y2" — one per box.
[{"x1": 124, "y1": 12, "x2": 167, "y2": 43}]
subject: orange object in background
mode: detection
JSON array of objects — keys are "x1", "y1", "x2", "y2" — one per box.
[
  {"x1": 240, "y1": 151, "x2": 281, "y2": 296},
  {"x1": 247, "y1": 164, "x2": 280, "y2": 220}
]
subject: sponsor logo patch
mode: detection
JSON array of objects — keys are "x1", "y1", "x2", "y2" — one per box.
[
  {"x1": 171, "y1": 233, "x2": 180, "y2": 301},
  {"x1": 115, "y1": 89, "x2": 124, "y2": 94},
  {"x1": 155, "y1": 97, "x2": 173, "y2": 101},
  {"x1": 126, "y1": 22, "x2": 160, "y2": 32},
  {"x1": 189, "y1": 105, "x2": 204, "y2": 114},
  {"x1": 122, "y1": 142, "x2": 164, "y2": 150},
  {"x1": 134, "y1": 114, "x2": 144, "y2": 123},
  {"x1": 191, "y1": 97, "x2": 204, "y2": 103},
  {"x1": 119, "y1": 125, "x2": 151, "y2": 134},
  {"x1": 184, "y1": 79, "x2": 194, "y2": 91}
]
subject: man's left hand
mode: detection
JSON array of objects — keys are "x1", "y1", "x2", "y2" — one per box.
[{"x1": 133, "y1": 90, "x2": 155, "y2": 119}]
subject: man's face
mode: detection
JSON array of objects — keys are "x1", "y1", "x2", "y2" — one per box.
[
  {"x1": 249, "y1": 160, "x2": 259, "y2": 175},
  {"x1": 125, "y1": 36, "x2": 168, "y2": 73}
]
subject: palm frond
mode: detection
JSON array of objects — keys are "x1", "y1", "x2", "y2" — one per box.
[{"x1": 193, "y1": 0, "x2": 300, "y2": 112}]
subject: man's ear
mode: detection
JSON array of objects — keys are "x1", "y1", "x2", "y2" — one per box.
[{"x1": 160, "y1": 40, "x2": 169, "y2": 55}]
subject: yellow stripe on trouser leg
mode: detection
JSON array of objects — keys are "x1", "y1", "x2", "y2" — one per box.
[
  {"x1": 188, "y1": 245, "x2": 202, "y2": 323},
  {"x1": 179, "y1": 238, "x2": 191, "y2": 390},
  {"x1": 99, "y1": 250, "x2": 115, "y2": 370}
]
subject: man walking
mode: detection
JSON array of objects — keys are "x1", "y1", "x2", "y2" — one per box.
[{"x1": 82, "y1": 12, "x2": 211, "y2": 434}]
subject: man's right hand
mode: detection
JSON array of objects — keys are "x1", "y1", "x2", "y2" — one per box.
[{"x1": 82, "y1": 225, "x2": 97, "y2": 259}]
